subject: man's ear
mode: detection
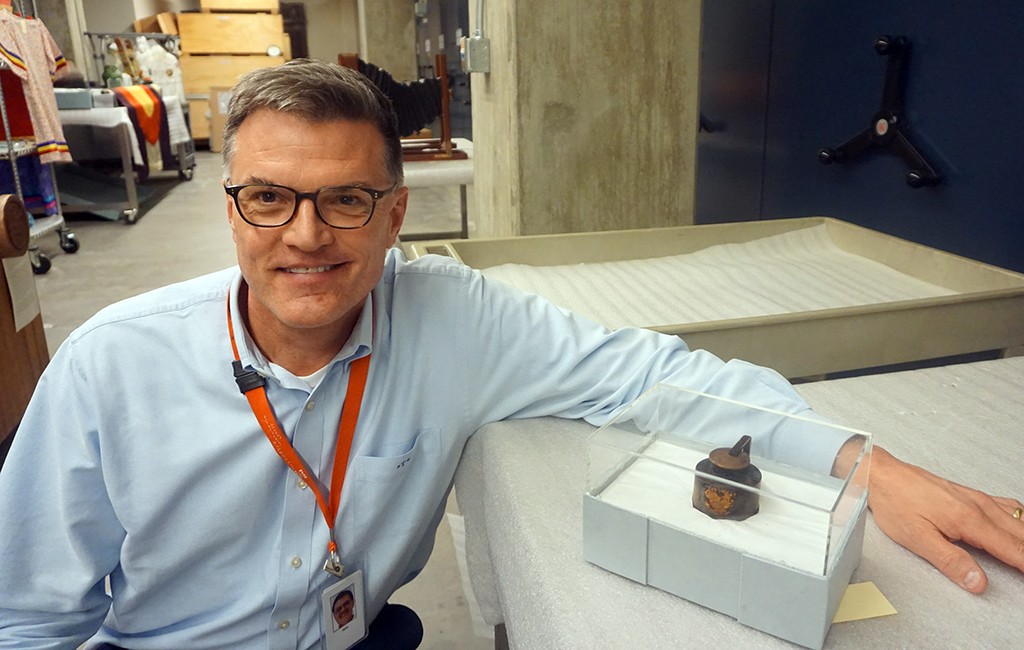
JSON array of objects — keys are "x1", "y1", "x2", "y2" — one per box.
[
  {"x1": 225, "y1": 183, "x2": 240, "y2": 241},
  {"x1": 385, "y1": 185, "x2": 409, "y2": 246}
]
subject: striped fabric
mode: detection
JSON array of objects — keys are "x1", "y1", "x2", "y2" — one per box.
[
  {"x1": 0, "y1": 11, "x2": 71, "y2": 163},
  {"x1": 111, "y1": 84, "x2": 173, "y2": 181}
]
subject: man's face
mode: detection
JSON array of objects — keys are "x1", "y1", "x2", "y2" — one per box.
[
  {"x1": 333, "y1": 592, "x2": 355, "y2": 627},
  {"x1": 226, "y1": 109, "x2": 407, "y2": 347}
]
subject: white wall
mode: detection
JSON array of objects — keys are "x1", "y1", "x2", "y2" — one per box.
[
  {"x1": 305, "y1": 0, "x2": 359, "y2": 63},
  {"x1": 82, "y1": 0, "x2": 136, "y2": 33},
  {"x1": 133, "y1": 0, "x2": 198, "y2": 15}
]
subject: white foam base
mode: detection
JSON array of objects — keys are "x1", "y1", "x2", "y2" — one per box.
[{"x1": 599, "y1": 440, "x2": 837, "y2": 574}]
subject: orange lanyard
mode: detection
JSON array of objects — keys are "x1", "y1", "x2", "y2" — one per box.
[{"x1": 226, "y1": 296, "x2": 370, "y2": 577}]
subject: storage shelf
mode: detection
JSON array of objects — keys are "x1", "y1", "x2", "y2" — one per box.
[
  {"x1": 0, "y1": 140, "x2": 38, "y2": 159},
  {"x1": 28, "y1": 213, "x2": 63, "y2": 241}
]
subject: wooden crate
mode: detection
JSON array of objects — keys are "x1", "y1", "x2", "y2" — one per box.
[
  {"x1": 179, "y1": 13, "x2": 285, "y2": 55},
  {"x1": 132, "y1": 12, "x2": 177, "y2": 34},
  {"x1": 158, "y1": 12, "x2": 178, "y2": 34},
  {"x1": 179, "y1": 54, "x2": 285, "y2": 95},
  {"x1": 201, "y1": 0, "x2": 280, "y2": 12},
  {"x1": 189, "y1": 98, "x2": 211, "y2": 140}
]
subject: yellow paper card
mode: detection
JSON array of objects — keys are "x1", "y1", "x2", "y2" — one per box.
[{"x1": 832, "y1": 581, "x2": 897, "y2": 623}]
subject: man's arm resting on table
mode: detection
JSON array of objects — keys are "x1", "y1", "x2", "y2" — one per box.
[{"x1": 832, "y1": 438, "x2": 1024, "y2": 593}]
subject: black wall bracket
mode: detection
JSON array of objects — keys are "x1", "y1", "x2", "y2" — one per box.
[{"x1": 818, "y1": 35, "x2": 941, "y2": 188}]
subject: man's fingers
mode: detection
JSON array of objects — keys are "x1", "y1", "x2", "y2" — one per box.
[
  {"x1": 929, "y1": 541, "x2": 987, "y2": 593},
  {"x1": 904, "y1": 496, "x2": 1024, "y2": 593},
  {"x1": 867, "y1": 447, "x2": 1024, "y2": 593},
  {"x1": 958, "y1": 506, "x2": 1024, "y2": 573},
  {"x1": 994, "y1": 497, "x2": 1024, "y2": 520},
  {"x1": 900, "y1": 525, "x2": 988, "y2": 593}
]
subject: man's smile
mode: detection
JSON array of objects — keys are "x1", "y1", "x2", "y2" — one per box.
[{"x1": 282, "y1": 264, "x2": 340, "y2": 274}]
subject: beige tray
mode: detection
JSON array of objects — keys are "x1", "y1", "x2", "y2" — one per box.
[{"x1": 403, "y1": 217, "x2": 1024, "y2": 379}]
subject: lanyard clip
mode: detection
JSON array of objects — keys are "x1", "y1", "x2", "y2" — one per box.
[
  {"x1": 324, "y1": 553, "x2": 345, "y2": 578},
  {"x1": 324, "y1": 534, "x2": 344, "y2": 577},
  {"x1": 324, "y1": 557, "x2": 345, "y2": 578},
  {"x1": 232, "y1": 360, "x2": 265, "y2": 394}
]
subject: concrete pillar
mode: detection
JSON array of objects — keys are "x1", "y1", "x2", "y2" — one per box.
[
  {"x1": 470, "y1": 1, "x2": 702, "y2": 237},
  {"x1": 357, "y1": 0, "x2": 417, "y2": 81}
]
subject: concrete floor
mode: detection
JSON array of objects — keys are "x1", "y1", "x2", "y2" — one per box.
[{"x1": 31, "y1": 150, "x2": 492, "y2": 650}]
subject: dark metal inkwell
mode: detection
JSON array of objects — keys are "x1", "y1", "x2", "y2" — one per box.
[{"x1": 692, "y1": 435, "x2": 762, "y2": 521}]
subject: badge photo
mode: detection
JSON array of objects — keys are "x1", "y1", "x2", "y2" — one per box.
[{"x1": 322, "y1": 570, "x2": 367, "y2": 650}]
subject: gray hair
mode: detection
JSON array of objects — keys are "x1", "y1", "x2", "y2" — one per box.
[{"x1": 221, "y1": 58, "x2": 403, "y2": 185}]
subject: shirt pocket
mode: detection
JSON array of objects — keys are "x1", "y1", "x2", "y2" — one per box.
[{"x1": 347, "y1": 428, "x2": 442, "y2": 534}]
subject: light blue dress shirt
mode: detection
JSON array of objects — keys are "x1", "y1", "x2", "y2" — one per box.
[{"x1": 0, "y1": 250, "x2": 848, "y2": 648}]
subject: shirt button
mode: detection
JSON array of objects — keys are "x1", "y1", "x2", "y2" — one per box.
[
  {"x1": 297, "y1": 479, "x2": 307, "y2": 490},
  {"x1": 290, "y1": 556, "x2": 302, "y2": 569},
  {"x1": 278, "y1": 620, "x2": 290, "y2": 630},
  {"x1": 305, "y1": 400, "x2": 316, "y2": 411}
]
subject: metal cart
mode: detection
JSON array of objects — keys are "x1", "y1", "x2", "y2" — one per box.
[
  {"x1": 0, "y1": 0, "x2": 79, "y2": 274},
  {"x1": 84, "y1": 31, "x2": 196, "y2": 181},
  {"x1": 55, "y1": 31, "x2": 196, "y2": 225}
]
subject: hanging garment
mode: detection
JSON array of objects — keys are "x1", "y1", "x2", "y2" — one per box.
[
  {"x1": 0, "y1": 68, "x2": 32, "y2": 138},
  {"x1": 111, "y1": 85, "x2": 172, "y2": 181},
  {"x1": 0, "y1": 11, "x2": 71, "y2": 163},
  {"x1": 0, "y1": 153, "x2": 57, "y2": 218}
]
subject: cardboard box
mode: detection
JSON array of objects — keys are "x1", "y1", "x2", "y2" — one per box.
[
  {"x1": 209, "y1": 87, "x2": 233, "y2": 153},
  {"x1": 131, "y1": 12, "x2": 176, "y2": 34},
  {"x1": 158, "y1": 12, "x2": 178, "y2": 35},
  {"x1": 132, "y1": 14, "x2": 160, "y2": 33}
]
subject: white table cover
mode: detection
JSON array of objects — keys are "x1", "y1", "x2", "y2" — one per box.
[
  {"x1": 455, "y1": 356, "x2": 1024, "y2": 648},
  {"x1": 58, "y1": 107, "x2": 143, "y2": 166}
]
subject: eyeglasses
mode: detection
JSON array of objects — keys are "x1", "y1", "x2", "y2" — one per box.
[{"x1": 224, "y1": 183, "x2": 396, "y2": 229}]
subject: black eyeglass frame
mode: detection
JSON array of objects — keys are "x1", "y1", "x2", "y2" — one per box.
[{"x1": 224, "y1": 182, "x2": 397, "y2": 229}]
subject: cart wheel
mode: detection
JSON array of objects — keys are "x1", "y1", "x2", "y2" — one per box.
[
  {"x1": 124, "y1": 208, "x2": 140, "y2": 224},
  {"x1": 60, "y1": 231, "x2": 80, "y2": 253},
  {"x1": 31, "y1": 251, "x2": 51, "y2": 275},
  {"x1": 178, "y1": 166, "x2": 195, "y2": 181}
]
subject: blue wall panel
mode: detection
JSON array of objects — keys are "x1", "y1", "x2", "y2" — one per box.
[{"x1": 698, "y1": 1, "x2": 1024, "y2": 272}]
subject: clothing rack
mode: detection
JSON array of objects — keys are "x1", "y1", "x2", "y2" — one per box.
[
  {"x1": 83, "y1": 31, "x2": 196, "y2": 184},
  {"x1": 85, "y1": 31, "x2": 183, "y2": 86},
  {"x1": 0, "y1": 0, "x2": 79, "y2": 274},
  {"x1": 1, "y1": 0, "x2": 32, "y2": 18}
]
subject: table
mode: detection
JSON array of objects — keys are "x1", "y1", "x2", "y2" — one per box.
[
  {"x1": 401, "y1": 138, "x2": 473, "y2": 241},
  {"x1": 58, "y1": 101, "x2": 193, "y2": 223},
  {"x1": 455, "y1": 356, "x2": 1024, "y2": 648},
  {"x1": 59, "y1": 107, "x2": 141, "y2": 221}
]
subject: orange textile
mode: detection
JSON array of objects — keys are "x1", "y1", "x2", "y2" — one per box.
[
  {"x1": 111, "y1": 84, "x2": 170, "y2": 178},
  {"x1": 112, "y1": 85, "x2": 163, "y2": 145}
]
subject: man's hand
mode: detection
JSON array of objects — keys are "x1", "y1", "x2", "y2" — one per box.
[{"x1": 867, "y1": 446, "x2": 1024, "y2": 593}]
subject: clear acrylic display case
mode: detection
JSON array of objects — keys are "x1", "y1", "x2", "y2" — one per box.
[{"x1": 583, "y1": 384, "x2": 872, "y2": 649}]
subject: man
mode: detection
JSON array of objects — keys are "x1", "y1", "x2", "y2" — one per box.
[
  {"x1": 0, "y1": 59, "x2": 1021, "y2": 649},
  {"x1": 332, "y1": 591, "x2": 355, "y2": 629}
]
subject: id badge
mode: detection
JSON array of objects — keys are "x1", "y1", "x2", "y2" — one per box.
[{"x1": 322, "y1": 570, "x2": 367, "y2": 650}]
